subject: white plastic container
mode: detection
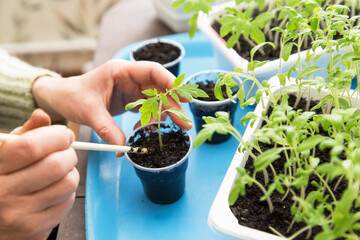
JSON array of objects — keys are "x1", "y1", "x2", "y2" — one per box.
[
  {"x1": 152, "y1": 0, "x2": 191, "y2": 32},
  {"x1": 207, "y1": 76, "x2": 359, "y2": 239},
  {"x1": 208, "y1": 76, "x2": 284, "y2": 240}
]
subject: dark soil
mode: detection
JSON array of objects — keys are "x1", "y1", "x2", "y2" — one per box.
[
  {"x1": 195, "y1": 81, "x2": 232, "y2": 101},
  {"x1": 133, "y1": 42, "x2": 180, "y2": 65},
  {"x1": 229, "y1": 94, "x2": 359, "y2": 239},
  {"x1": 127, "y1": 123, "x2": 190, "y2": 168}
]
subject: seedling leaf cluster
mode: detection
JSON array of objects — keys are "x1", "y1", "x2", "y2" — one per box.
[
  {"x1": 182, "y1": 0, "x2": 360, "y2": 239},
  {"x1": 125, "y1": 73, "x2": 208, "y2": 151}
]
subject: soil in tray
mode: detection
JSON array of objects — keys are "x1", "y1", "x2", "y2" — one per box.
[
  {"x1": 127, "y1": 124, "x2": 190, "y2": 168},
  {"x1": 133, "y1": 42, "x2": 180, "y2": 65},
  {"x1": 229, "y1": 94, "x2": 360, "y2": 239},
  {"x1": 195, "y1": 81, "x2": 231, "y2": 101}
]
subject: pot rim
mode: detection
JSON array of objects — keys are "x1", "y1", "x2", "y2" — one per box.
[
  {"x1": 124, "y1": 121, "x2": 192, "y2": 172},
  {"x1": 129, "y1": 38, "x2": 185, "y2": 68},
  {"x1": 183, "y1": 69, "x2": 241, "y2": 106}
]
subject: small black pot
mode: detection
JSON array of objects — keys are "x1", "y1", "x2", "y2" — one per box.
[
  {"x1": 184, "y1": 70, "x2": 240, "y2": 144},
  {"x1": 125, "y1": 122, "x2": 192, "y2": 204},
  {"x1": 130, "y1": 38, "x2": 185, "y2": 76}
]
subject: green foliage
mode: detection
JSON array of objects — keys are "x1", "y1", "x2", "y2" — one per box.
[
  {"x1": 182, "y1": 0, "x2": 360, "y2": 238},
  {"x1": 125, "y1": 73, "x2": 208, "y2": 150}
]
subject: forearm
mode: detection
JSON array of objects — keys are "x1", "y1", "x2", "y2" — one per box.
[
  {"x1": 0, "y1": 49, "x2": 61, "y2": 130},
  {"x1": 32, "y1": 76, "x2": 66, "y2": 122}
]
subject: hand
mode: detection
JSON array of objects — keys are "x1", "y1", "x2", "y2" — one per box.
[
  {"x1": 32, "y1": 59, "x2": 192, "y2": 155},
  {"x1": 0, "y1": 109, "x2": 79, "y2": 240}
]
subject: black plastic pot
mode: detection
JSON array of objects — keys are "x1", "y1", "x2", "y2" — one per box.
[
  {"x1": 130, "y1": 38, "x2": 185, "y2": 76},
  {"x1": 125, "y1": 122, "x2": 192, "y2": 204},
  {"x1": 184, "y1": 70, "x2": 240, "y2": 144}
]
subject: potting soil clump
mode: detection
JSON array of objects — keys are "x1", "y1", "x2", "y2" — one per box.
[
  {"x1": 127, "y1": 124, "x2": 190, "y2": 168},
  {"x1": 133, "y1": 42, "x2": 180, "y2": 65},
  {"x1": 196, "y1": 80, "x2": 230, "y2": 101}
]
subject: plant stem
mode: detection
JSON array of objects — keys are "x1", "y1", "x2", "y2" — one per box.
[
  {"x1": 288, "y1": 225, "x2": 312, "y2": 240},
  {"x1": 244, "y1": 36, "x2": 265, "y2": 55},
  {"x1": 252, "y1": 178, "x2": 274, "y2": 213},
  {"x1": 158, "y1": 102, "x2": 163, "y2": 152},
  {"x1": 333, "y1": 174, "x2": 345, "y2": 192},
  {"x1": 314, "y1": 171, "x2": 337, "y2": 202}
]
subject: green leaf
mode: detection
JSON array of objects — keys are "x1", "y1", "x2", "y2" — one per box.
[
  {"x1": 282, "y1": 43, "x2": 293, "y2": 62},
  {"x1": 297, "y1": 135, "x2": 326, "y2": 152},
  {"x1": 193, "y1": 125, "x2": 217, "y2": 148},
  {"x1": 248, "y1": 60, "x2": 269, "y2": 71},
  {"x1": 214, "y1": 81, "x2": 225, "y2": 100},
  {"x1": 177, "y1": 83, "x2": 208, "y2": 100},
  {"x1": 276, "y1": 73, "x2": 287, "y2": 86},
  {"x1": 338, "y1": 98, "x2": 350, "y2": 109},
  {"x1": 140, "y1": 111, "x2": 151, "y2": 126},
  {"x1": 241, "y1": 112, "x2": 258, "y2": 126},
  {"x1": 250, "y1": 42, "x2": 275, "y2": 60},
  {"x1": 292, "y1": 175, "x2": 309, "y2": 189},
  {"x1": 252, "y1": 11, "x2": 275, "y2": 28},
  {"x1": 183, "y1": 1, "x2": 195, "y2": 13},
  {"x1": 310, "y1": 18, "x2": 319, "y2": 32},
  {"x1": 171, "y1": 0, "x2": 185, "y2": 9},
  {"x1": 139, "y1": 98, "x2": 158, "y2": 120},
  {"x1": 249, "y1": 26, "x2": 266, "y2": 44},
  {"x1": 226, "y1": 34, "x2": 239, "y2": 48},
  {"x1": 254, "y1": 148, "x2": 283, "y2": 171},
  {"x1": 228, "y1": 186, "x2": 241, "y2": 205},
  {"x1": 237, "y1": 87, "x2": 245, "y2": 108},
  {"x1": 159, "y1": 93, "x2": 169, "y2": 106},
  {"x1": 172, "y1": 73, "x2": 185, "y2": 87},
  {"x1": 220, "y1": 22, "x2": 234, "y2": 37},
  {"x1": 142, "y1": 89, "x2": 157, "y2": 96},
  {"x1": 226, "y1": 86, "x2": 235, "y2": 102},
  {"x1": 297, "y1": 66, "x2": 323, "y2": 80},
  {"x1": 188, "y1": 13, "x2": 198, "y2": 38},
  {"x1": 314, "y1": 230, "x2": 336, "y2": 240},
  {"x1": 333, "y1": 186, "x2": 358, "y2": 236},
  {"x1": 170, "y1": 91, "x2": 180, "y2": 102},
  {"x1": 165, "y1": 107, "x2": 191, "y2": 122},
  {"x1": 125, "y1": 99, "x2": 145, "y2": 110}
]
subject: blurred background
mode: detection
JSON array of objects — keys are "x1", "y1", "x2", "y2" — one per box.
[
  {"x1": 0, "y1": 0, "x2": 198, "y2": 78},
  {"x1": 0, "y1": 0, "x2": 121, "y2": 77}
]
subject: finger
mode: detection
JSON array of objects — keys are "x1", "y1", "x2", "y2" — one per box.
[
  {"x1": 88, "y1": 106, "x2": 126, "y2": 157},
  {"x1": 10, "y1": 109, "x2": 51, "y2": 135},
  {"x1": 0, "y1": 193, "x2": 75, "y2": 240},
  {"x1": 25, "y1": 193, "x2": 76, "y2": 239},
  {"x1": 31, "y1": 168, "x2": 79, "y2": 211},
  {"x1": 6, "y1": 148, "x2": 78, "y2": 195},
  {"x1": 133, "y1": 120, "x2": 142, "y2": 130},
  {"x1": 18, "y1": 109, "x2": 51, "y2": 135},
  {"x1": 0, "y1": 125, "x2": 75, "y2": 174},
  {"x1": 111, "y1": 60, "x2": 175, "y2": 92},
  {"x1": 10, "y1": 126, "x2": 22, "y2": 135}
]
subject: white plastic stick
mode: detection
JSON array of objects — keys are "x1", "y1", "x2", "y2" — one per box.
[{"x1": 0, "y1": 133, "x2": 148, "y2": 154}]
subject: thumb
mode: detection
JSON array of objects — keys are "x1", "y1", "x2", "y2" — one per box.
[
  {"x1": 11, "y1": 109, "x2": 51, "y2": 135},
  {"x1": 88, "y1": 108, "x2": 126, "y2": 157}
]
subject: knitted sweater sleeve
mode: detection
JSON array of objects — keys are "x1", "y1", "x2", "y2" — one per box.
[{"x1": 0, "y1": 48, "x2": 61, "y2": 131}]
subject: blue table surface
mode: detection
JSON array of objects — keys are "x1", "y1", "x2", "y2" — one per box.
[{"x1": 85, "y1": 32, "x2": 255, "y2": 240}]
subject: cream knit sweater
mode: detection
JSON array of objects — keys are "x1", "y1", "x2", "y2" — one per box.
[{"x1": 0, "y1": 48, "x2": 60, "y2": 130}]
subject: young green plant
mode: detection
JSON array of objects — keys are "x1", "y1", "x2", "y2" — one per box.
[
  {"x1": 191, "y1": 2, "x2": 360, "y2": 238},
  {"x1": 125, "y1": 73, "x2": 208, "y2": 151}
]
